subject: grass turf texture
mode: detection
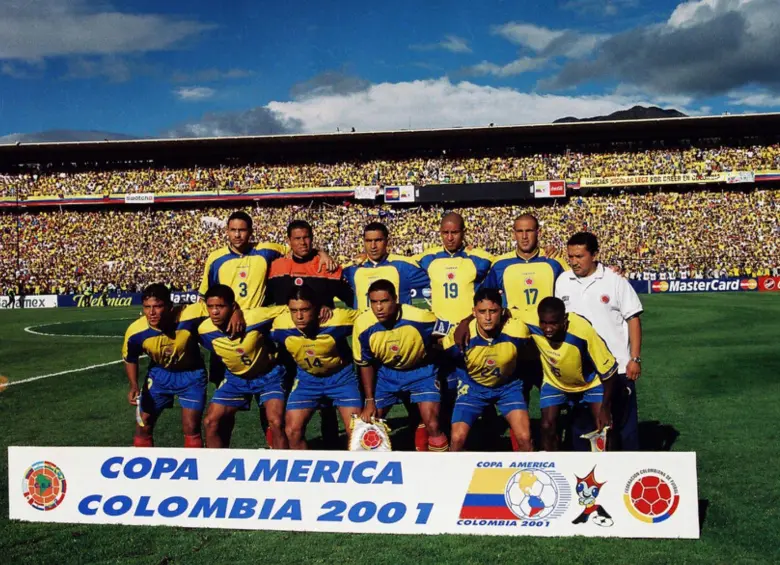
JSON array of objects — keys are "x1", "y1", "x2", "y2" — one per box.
[{"x1": 1, "y1": 294, "x2": 779, "y2": 565}]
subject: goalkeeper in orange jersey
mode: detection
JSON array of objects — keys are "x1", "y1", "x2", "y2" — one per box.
[{"x1": 123, "y1": 283, "x2": 208, "y2": 448}]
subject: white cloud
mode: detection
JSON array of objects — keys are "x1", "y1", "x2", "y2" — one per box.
[
  {"x1": 410, "y1": 34, "x2": 472, "y2": 54},
  {"x1": 174, "y1": 86, "x2": 216, "y2": 101},
  {"x1": 170, "y1": 68, "x2": 254, "y2": 83},
  {"x1": 464, "y1": 57, "x2": 547, "y2": 77},
  {"x1": 727, "y1": 91, "x2": 780, "y2": 107},
  {"x1": 562, "y1": 0, "x2": 639, "y2": 16},
  {"x1": 0, "y1": 0, "x2": 214, "y2": 60},
  {"x1": 265, "y1": 77, "x2": 695, "y2": 133},
  {"x1": 491, "y1": 22, "x2": 607, "y2": 58}
]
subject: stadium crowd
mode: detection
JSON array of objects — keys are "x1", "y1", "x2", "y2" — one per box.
[
  {"x1": 2, "y1": 144, "x2": 780, "y2": 198},
  {"x1": 1, "y1": 188, "x2": 778, "y2": 295}
]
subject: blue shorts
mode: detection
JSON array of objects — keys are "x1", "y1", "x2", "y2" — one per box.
[
  {"x1": 287, "y1": 365, "x2": 362, "y2": 410},
  {"x1": 140, "y1": 365, "x2": 207, "y2": 415},
  {"x1": 375, "y1": 364, "x2": 440, "y2": 410},
  {"x1": 451, "y1": 374, "x2": 527, "y2": 427},
  {"x1": 539, "y1": 382, "x2": 604, "y2": 409},
  {"x1": 211, "y1": 365, "x2": 286, "y2": 410}
]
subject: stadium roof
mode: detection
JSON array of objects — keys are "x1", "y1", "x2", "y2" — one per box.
[{"x1": 2, "y1": 111, "x2": 780, "y2": 167}]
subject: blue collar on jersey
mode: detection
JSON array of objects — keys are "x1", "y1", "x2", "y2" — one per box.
[{"x1": 514, "y1": 248, "x2": 541, "y2": 262}]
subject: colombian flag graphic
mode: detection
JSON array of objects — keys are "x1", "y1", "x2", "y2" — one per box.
[{"x1": 459, "y1": 468, "x2": 519, "y2": 520}]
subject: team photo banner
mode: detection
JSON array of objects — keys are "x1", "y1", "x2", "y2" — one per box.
[{"x1": 9, "y1": 447, "x2": 699, "y2": 539}]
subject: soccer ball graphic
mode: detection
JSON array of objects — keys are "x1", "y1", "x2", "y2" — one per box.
[
  {"x1": 629, "y1": 474, "x2": 674, "y2": 517},
  {"x1": 505, "y1": 470, "x2": 559, "y2": 519}
]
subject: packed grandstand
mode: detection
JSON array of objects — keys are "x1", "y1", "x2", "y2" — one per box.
[{"x1": 1, "y1": 115, "x2": 779, "y2": 296}]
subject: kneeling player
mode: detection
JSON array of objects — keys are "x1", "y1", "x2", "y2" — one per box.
[
  {"x1": 525, "y1": 297, "x2": 617, "y2": 451},
  {"x1": 192, "y1": 285, "x2": 287, "y2": 448},
  {"x1": 354, "y1": 279, "x2": 448, "y2": 452},
  {"x1": 442, "y1": 288, "x2": 533, "y2": 451},
  {"x1": 123, "y1": 283, "x2": 207, "y2": 448},
  {"x1": 270, "y1": 285, "x2": 362, "y2": 449}
]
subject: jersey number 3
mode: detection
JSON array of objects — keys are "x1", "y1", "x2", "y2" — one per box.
[{"x1": 238, "y1": 282, "x2": 248, "y2": 298}]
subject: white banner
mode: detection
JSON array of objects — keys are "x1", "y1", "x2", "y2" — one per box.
[
  {"x1": 354, "y1": 186, "x2": 379, "y2": 200},
  {"x1": 725, "y1": 171, "x2": 755, "y2": 184},
  {"x1": 124, "y1": 193, "x2": 155, "y2": 204},
  {"x1": 533, "y1": 180, "x2": 566, "y2": 198},
  {"x1": 0, "y1": 294, "x2": 58, "y2": 309},
  {"x1": 9, "y1": 447, "x2": 699, "y2": 538}
]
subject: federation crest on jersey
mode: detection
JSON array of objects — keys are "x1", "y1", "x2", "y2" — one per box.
[
  {"x1": 239, "y1": 269, "x2": 248, "y2": 279},
  {"x1": 447, "y1": 272, "x2": 456, "y2": 280},
  {"x1": 525, "y1": 277, "x2": 534, "y2": 286},
  {"x1": 600, "y1": 294, "x2": 610, "y2": 304},
  {"x1": 390, "y1": 344, "x2": 400, "y2": 353},
  {"x1": 294, "y1": 277, "x2": 304, "y2": 286},
  {"x1": 486, "y1": 358, "x2": 496, "y2": 366},
  {"x1": 235, "y1": 347, "x2": 245, "y2": 355},
  {"x1": 305, "y1": 349, "x2": 315, "y2": 357}
]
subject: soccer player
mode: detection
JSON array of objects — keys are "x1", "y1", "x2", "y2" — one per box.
[
  {"x1": 524, "y1": 297, "x2": 618, "y2": 452},
  {"x1": 556, "y1": 232, "x2": 643, "y2": 450},
  {"x1": 342, "y1": 222, "x2": 430, "y2": 311},
  {"x1": 353, "y1": 279, "x2": 449, "y2": 452},
  {"x1": 123, "y1": 283, "x2": 207, "y2": 448},
  {"x1": 270, "y1": 285, "x2": 362, "y2": 449},
  {"x1": 193, "y1": 284, "x2": 287, "y2": 449},
  {"x1": 442, "y1": 288, "x2": 534, "y2": 452},
  {"x1": 482, "y1": 214, "x2": 566, "y2": 313},
  {"x1": 268, "y1": 220, "x2": 354, "y2": 309}
]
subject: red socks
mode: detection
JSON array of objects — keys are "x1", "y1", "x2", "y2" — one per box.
[
  {"x1": 428, "y1": 434, "x2": 449, "y2": 452},
  {"x1": 133, "y1": 435, "x2": 154, "y2": 447},
  {"x1": 510, "y1": 431, "x2": 521, "y2": 452},
  {"x1": 414, "y1": 423, "x2": 429, "y2": 451},
  {"x1": 184, "y1": 434, "x2": 202, "y2": 448},
  {"x1": 266, "y1": 427, "x2": 274, "y2": 449}
]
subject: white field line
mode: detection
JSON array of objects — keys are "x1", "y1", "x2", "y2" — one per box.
[
  {"x1": 1, "y1": 358, "x2": 136, "y2": 388},
  {"x1": 24, "y1": 318, "x2": 134, "y2": 339}
]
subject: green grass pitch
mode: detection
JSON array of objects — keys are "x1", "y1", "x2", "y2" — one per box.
[{"x1": 1, "y1": 294, "x2": 779, "y2": 564}]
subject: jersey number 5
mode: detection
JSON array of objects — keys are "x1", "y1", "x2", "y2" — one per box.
[
  {"x1": 443, "y1": 282, "x2": 458, "y2": 299},
  {"x1": 524, "y1": 288, "x2": 539, "y2": 305}
]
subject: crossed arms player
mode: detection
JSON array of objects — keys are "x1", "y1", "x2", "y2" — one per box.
[{"x1": 123, "y1": 284, "x2": 207, "y2": 448}]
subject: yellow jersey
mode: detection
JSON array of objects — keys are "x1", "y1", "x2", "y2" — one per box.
[
  {"x1": 416, "y1": 246, "x2": 493, "y2": 324},
  {"x1": 441, "y1": 318, "x2": 532, "y2": 387},
  {"x1": 342, "y1": 254, "x2": 430, "y2": 310},
  {"x1": 199, "y1": 242, "x2": 286, "y2": 309},
  {"x1": 270, "y1": 308, "x2": 358, "y2": 377},
  {"x1": 353, "y1": 305, "x2": 437, "y2": 370},
  {"x1": 122, "y1": 303, "x2": 205, "y2": 371},
  {"x1": 523, "y1": 312, "x2": 617, "y2": 393},
  {"x1": 483, "y1": 249, "x2": 566, "y2": 312},
  {"x1": 197, "y1": 306, "x2": 286, "y2": 378}
]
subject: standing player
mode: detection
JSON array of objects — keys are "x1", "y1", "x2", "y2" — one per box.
[
  {"x1": 441, "y1": 288, "x2": 534, "y2": 452},
  {"x1": 523, "y1": 297, "x2": 618, "y2": 451},
  {"x1": 353, "y1": 280, "x2": 449, "y2": 452},
  {"x1": 267, "y1": 219, "x2": 352, "y2": 448},
  {"x1": 342, "y1": 222, "x2": 430, "y2": 310},
  {"x1": 556, "y1": 232, "x2": 643, "y2": 450},
  {"x1": 270, "y1": 285, "x2": 362, "y2": 449},
  {"x1": 123, "y1": 283, "x2": 207, "y2": 448},
  {"x1": 193, "y1": 285, "x2": 287, "y2": 449}
]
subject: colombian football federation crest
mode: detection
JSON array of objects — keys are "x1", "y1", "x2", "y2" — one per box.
[
  {"x1": 349, "y1": 416, "x2": 392, "y2": 452},
  {"x1": 23, "y1": 461, "x2": 67, "y2": 511}
]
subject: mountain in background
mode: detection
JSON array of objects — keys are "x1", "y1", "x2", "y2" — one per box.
[
  {"x1": 0, "y1": 130, "x2": 141, "y2": 144},
  {"x1": 554, "y1": 105, "x2": 688, "y2": 123}
]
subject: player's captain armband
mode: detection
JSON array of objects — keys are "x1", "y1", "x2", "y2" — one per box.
[
  {"x1": 432, "y1": 319, "x2": 453, "y2": 337},
  {"x1": 580, "y1": 426, "x2": 610, "y2": 452},
  {"x1": 349, "y1": 416, "x2": 392, "y2": 452}
]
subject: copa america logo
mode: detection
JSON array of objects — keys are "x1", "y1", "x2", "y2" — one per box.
[{"x1": 22, "y1": 461, "x2": 67, "y2": 511}]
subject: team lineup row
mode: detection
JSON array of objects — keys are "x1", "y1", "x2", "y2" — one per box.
[{"x1": 124, "y1": 210, "x2": 644, "y2": 452}]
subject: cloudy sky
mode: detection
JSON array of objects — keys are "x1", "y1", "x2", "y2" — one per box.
[{"x1": 1, "y1": 0, "x2": 779, "y2": 139}]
